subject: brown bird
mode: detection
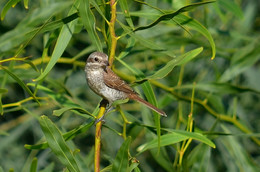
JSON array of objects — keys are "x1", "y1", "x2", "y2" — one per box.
[{"x1": 85, "y1": 52, "x2": 166, "y2": 119}]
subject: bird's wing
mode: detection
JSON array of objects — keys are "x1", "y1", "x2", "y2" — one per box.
[{"x1": 103, "y1": 67, "x2": 135, "y2": 94}]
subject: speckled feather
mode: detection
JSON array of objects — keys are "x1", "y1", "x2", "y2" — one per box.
[{"x1": 85, "y1": 52, "x2": 167, "y2": 117}]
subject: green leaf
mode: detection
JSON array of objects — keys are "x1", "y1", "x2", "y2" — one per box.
[
  {"x1": 24, "y1": 0, "x2": 29, "y2": 9},
  {"x1": 172, "y1": 130, "x2": 215, "y2": 148},
  {"x1": 188, "y1": 144, "x2": 211, "y2": 171},
  {"x1": 177, "y1": 82, "x2": 260, "y2": 95},
  {"x1": 218, "y1": 0, "x2": 243, "y2": 19},
  {"x1": 30, "y1": 157, "x2": 37, "y2": 172},
  {"x1": 34, "y1": 1, "x2": 80, "y2": 81},
  {"x1": 0, "y1": 2, "x2": 73, "y2": 53},
  {"x1": 143, "y1": 47, "x2": 203, "y2": 81},
  {"x1": 137, "y1": 132, "x2": 188, "y2": 153},
  {"x1": 0, "y1": 66, "x2": 39, "y2": 104},
  {"x1": 1, "y1": 0, "x2": 21, "y2": 20},
  {"x1": 53, "y1": 106, "x2": 95, "y2": 118},
  {"x1": 174, "y1": 14, "x2": 216, "y2": 59},
  {"x1": 117, "y1": 37, "x2": 136, "y2": 59},
  {"x1": 119, "y1": 0, "x2": 135, "y2": 29},
  {"x1": 0, "y1": 88, "x2": 8, "y2": 94},
  {"x1": 90, "y1": 0, "x2": 108, "y2": 22},
  {"x1": 118, "y1": 21, "x2": 165, "y2": 51},
  {"x1": 134, "y1": 1, "x2": 215, "y2": 32},
  {"x1": 137, "y1": 130, "x2": 215, "y2": 153},
  {"x1": 115, "y1": 57, "x2": 163, "y2": 151},
  {"x1": 111, "y1": 137, "x2": 131, "y2": 172},
  {"x1": 39, "y1": 115, "x2": 80, "y2": 172},
  {"x1": 25, "y1": 120, "x2": 94, "y2": 150},
  {"x1": 220, "y1": 44, "x2": 260, "y2": 82},
  {"x1": 38, "y1": 163, "x2": 55, "y2": 172},
  {"x1": 79, "y1": 0, "x2": 102, "y2": 52}
]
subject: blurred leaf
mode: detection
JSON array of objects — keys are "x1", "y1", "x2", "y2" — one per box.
[
  {"x1": 119, "y1": 0, "x2": 134, "y2": 29},
  {"x1": 139, "y1": 47, "x2": 203, "y2": 81},
  {"x1": 220, "y1": 47, "x2": 260, "y2": 82},
  {"x1": 118, "y1": 37, "x2": 136, "y2": 59},
  {"x1": 29, "y1": 158, "x2": 37, "y2": 172},
  {"x1": 79, "y1": 0, "x2": 102, "y2": 52},
  {"x1": 0, "y1": 1, "x2": 73, "y2": 54},
  {"x1": 25, "y1": 120, "x2": 94, "y2": 149},
  {"x1": 1, "y1": 0, "x2": 21, "y2": 20},
  {"x1": 0, "y1": 66, "x2": 39, "y2": 104},
  {"x1": 218, "y1": 0, "x2": 243, "y2": 19},
  {"x1": 35, "y1": 1, "x2": 80, "y2": 81},
  {"x1": 219, "y1": 125, "x2": 260, "y2": 171},
  {"x1": 111, "y1": 137, "x2": 131, "y2": 172},
  {"x1": 188, "y1": 144, "x2": 211, "y2": 172},
  {"x1": 38, "y1": 163, "x2": 55, "y2": 172},
  {"x1": 39, "y1": 115, "x2": 80, "y2": 172},
  {"x1": 119, "y1": 21, "x2": 165, "y2": 50},
  {"x1": 134, "y1": 1, "x2": 215, "y2": 32},
  {"x1": 129, "y1": 159, "x2": 139, "y2": 172},
  {"x1": 178, "y1": 82, "x2": 260, "y2": 95},
  {"x1": 24, "y1": 0, "x2": 29, "y2": 9},
  {"x1": 89, "y1": 0, "x2": 108, "y2": 22},
  {"x1": 0, "y1": 88, "x2": 8, "y2": 93}
]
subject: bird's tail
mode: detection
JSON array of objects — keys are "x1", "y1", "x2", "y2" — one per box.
[{"x1": 129, "y1": 94, "x2": 167, "y2": 117}]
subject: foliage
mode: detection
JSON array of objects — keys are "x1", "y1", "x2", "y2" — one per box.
[{"x1": 0, "y1": 0, "x2": 260, "y2": 171}]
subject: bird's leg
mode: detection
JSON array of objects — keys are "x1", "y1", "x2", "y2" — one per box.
[{"x1": 95, "y1": 99, "x2": 112, "y2": 124}]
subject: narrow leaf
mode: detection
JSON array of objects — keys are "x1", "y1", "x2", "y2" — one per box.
[
  {"x1": 119, "y1": 0, "x2": 135, "y2": 29},
  {"x1": 1, "y1": 0, "x2": 21, "y2": 20},
  {"x1": 111, "y1": 137, "x2": 131, "y2": 172},
  {"x1": 24, "y1": 0, "x2": 29, "y2": 9},
  {"x1": 118, "y1": 21, "x2": 165, "y2": 51},
  {"x1": 0, "y1": 88, "x2": 8, "y2": 94},
  {"x1": 134, "y1": 1, "x2": 215, "y2": 32},
  {"x1": 137, "y1": 130, "x2": 215, "y2": 153},
  {"x1": 218, "y1": 0, "x2": 243, "y2": 19},
  {"x1": 137, "y1": 133, "x2": 188, "y2": 153},
  {"x1": 0, "y1": 66, "x2": 39, "y2": 104},
  {"x1": 25, "y1": 120, "x2": 94, "y2": 150},
  {"x1": 177, "y1": 83, "x2": 260, "y2": 95},
  {"x1": 39, "y1": 115, "x2": 80, "y2": 172},
  {"x1": 220, "y1": 46, "x2": 260, "y2": 82},
  {"x1": 53, "y1": 106, "x2": 94, "y2": 118},
  {"x1": 174, "y1": 14, "x2": 216, "y2": 59},
  {"x1": 79, "y1": 0, "x2": 102, "y2": 52},
  {"x1": 144, "y1": 47, "x2": 203, "y2": 81},
  {"x1": 34, "y1": 1, "x2": 80, "y2": 81},
  {"x1": 30, "y1": 158, "x2": 37, "y2": 172},
  {"x1": 172, "y1": 130, "x2": 216, "y2": 148}
]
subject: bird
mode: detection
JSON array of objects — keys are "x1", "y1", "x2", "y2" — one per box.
[{"x1": 85, "y1": 52, "x2": 167, "y2": 120}]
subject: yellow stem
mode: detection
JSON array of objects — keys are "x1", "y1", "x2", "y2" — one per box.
[
  {"x1": 94, "y1": 103, "x2": 107, "y2": 172},
  {"x1": 2, "y1": 97, "x2": 47, "y2": 108},
  {"x1": 108, "y1": 0, "x2": 118, "y2": 66}
]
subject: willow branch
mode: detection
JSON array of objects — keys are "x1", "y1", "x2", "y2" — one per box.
[
  {"x1": 108, "y1": 0, "x2": 118, "y2": 66},
  {"x1": 94, "y1": 103, "x2": 107, "y2": 172}
]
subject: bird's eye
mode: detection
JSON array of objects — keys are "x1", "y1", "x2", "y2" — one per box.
[{"x1": 94, "y1": 57, "x2": 98, "y2": 62}]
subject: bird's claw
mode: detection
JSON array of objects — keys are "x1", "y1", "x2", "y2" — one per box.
[{"x1": 95, "y1": 115, "x2": 105, "y2": 125}]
